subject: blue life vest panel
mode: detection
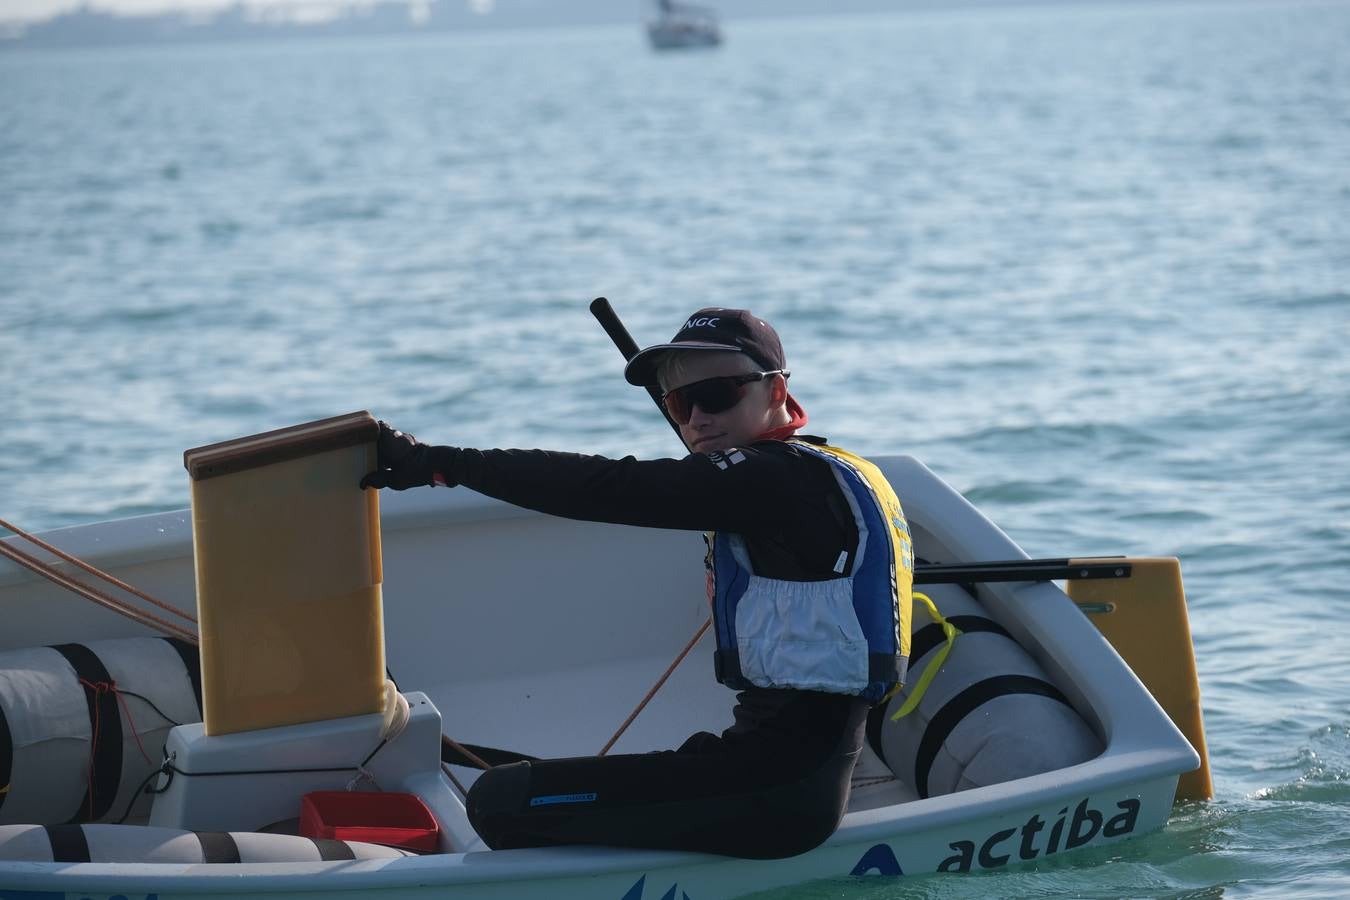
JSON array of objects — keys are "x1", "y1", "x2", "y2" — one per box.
[{"x1": 710, "y1": 441, "x2": 913, "y2": 701}]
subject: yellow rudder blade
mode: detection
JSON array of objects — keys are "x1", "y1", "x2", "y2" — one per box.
[{"x1": 1068, "y1": 557, "x2": 1213, "y2": 802}]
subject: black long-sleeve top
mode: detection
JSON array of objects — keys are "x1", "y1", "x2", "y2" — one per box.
[
  {"x1": 434, "y1": 436, "x2": 868, "y2": 744},
  {"x1": 440, "y1": 436, "x2": 856, "y2": 583}
]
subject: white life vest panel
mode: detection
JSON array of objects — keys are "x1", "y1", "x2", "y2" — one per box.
[
  {"x1": 0, "y1": 638, "x2": 201, "y2": 825},
  {"x1": 869, "y1": 583, "x2": 1101, "y2": 798},
  {"x1": 710, "y1": 441, "x2": 913, "y2": 701}
]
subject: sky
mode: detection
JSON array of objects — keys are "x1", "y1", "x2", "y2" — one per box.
[
  {"x1": 5, "y1": 0, "x2": 225, "y2": 22},
  {"x1": 1, "y1": 0, "x2": 499, "y2": 25}
]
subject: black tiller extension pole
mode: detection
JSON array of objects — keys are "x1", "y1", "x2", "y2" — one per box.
[{"x1": 590, "y1": 296, "x2": 685, "y2": 443}]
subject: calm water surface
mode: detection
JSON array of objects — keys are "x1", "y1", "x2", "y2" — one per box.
[{"x1": 2, "y1": 1, "x2": 1349, "y2": 895}]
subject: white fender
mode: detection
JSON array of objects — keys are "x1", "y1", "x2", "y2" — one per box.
[
  {"x1": 871, "y1": 584, "x2": 1101, "y2": 798},
  {"x1": 0, "y1": 823, "x2": 412, "y2": 863},
  {"x1": 0, "y1": 637, "x2": 201, "y2": 825}
]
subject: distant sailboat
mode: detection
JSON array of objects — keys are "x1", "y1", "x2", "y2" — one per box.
[{"x1": 646, "y1": 0, "x2": 721, "y2": 50}]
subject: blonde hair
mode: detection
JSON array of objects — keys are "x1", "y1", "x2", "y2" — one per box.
[{"x1": 656, "y1": 350, "x2": 761, "y2": 393}]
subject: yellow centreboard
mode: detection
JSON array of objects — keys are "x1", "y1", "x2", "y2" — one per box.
[{"x1": 184, "y1": 411, "x2": 385, "y2": 736}]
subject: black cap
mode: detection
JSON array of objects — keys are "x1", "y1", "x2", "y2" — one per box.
[{"x1": 624, "y1": 308, "x2": 786, "y2": 387}]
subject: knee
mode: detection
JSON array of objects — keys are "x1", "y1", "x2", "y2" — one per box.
[
  {"x1": 749, "y1": 804, "x2": 844, "y2": 859},
  {"x1": 466, "y1": 761, "x2": 533, "y2": 849}
]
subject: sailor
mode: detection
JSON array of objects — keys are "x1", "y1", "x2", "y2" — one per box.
[{"x1": 361, "y1": 308, "x2": 913, "y2": 859}]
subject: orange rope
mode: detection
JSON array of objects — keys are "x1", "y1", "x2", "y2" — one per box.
[
  {"x1": 441, "y1": 761, "x2": 468, "y2": 798},
  {"x1": 73, "y1": 678, "x2": 155, "y2": 818},
  {"x1": 111, "y1": 684, "x2": 155, "y2": 766},
  {"x1": 0, "y1": 539, "x2": 198, "y2": 644},
  {"x1": 0, "y1": 515, "x2": 195, "y2": 624},
  {"x1": 83, "y1": 677, "x2": 105, "y2": 819},
  {"x1": 441, "y1": 734, "x2": 492, "y2": 771},
  {"x1": 598, "y1": 617, "x2": 711, "y2": 756}
]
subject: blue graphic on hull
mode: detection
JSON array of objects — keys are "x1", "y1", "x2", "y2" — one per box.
[
  {"x1": 621, "y1": 874, "x2": 691, "y2": 900},
  {"x1": 851, "y1": 842, "x2": 904, "y2": 876}
]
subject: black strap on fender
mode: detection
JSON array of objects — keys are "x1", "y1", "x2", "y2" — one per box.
[
  {"x1": 914, "y1": 674, "x2": 1072, "y2": 800},
  {"x1": 44, "y1": 824, "x2": 92, "y2": 862},
  {"x1": 51, "y1": 643, "x2": 123, "y2": 823},
  {"x1": 162, "y1": 636, "x2": 203, "y2": 718},
  {"x1": 313, "y1": 838, "x2": 356, "y2": 861},
  {"x1": 909, "y1": 615, "x2": 1011, "y2": 663},
  {"x1": 0, "y1": 702, "x2": 12, "y2": 815},
  {"x1": 865, "y1": 616, "x2": 1015, "y2": 759},
  {"x1": 196, "y1": 830, "x2": 242, "y2": 863}
]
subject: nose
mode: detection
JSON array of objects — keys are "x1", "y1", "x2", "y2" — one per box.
[{"x1": 686, "y1": 402, "x2": 718, "y2": 426}]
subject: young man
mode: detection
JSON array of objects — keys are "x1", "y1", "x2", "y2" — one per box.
[{"x1": 361, "y1": 308, "x2": 913, "y2": 859}]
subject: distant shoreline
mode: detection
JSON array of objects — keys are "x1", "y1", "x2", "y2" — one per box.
[{"x1": 1, "y1": 0, "x2": 1287, "y2": 53}]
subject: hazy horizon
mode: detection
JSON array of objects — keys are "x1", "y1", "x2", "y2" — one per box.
[{"x1": 0, "y1": 0, "x2": 1266, "y2": 29}]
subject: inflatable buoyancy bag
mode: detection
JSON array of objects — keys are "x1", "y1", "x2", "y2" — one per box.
[
  {"x1": 0, "y1": 637, "x2": 202, "y2": 825},
  {"x1": 868, "y1": 584, "x2": 1101, "y2": 799},
  {"x1": 0, "y1": 823, "x2": 412, "y2": 863}
]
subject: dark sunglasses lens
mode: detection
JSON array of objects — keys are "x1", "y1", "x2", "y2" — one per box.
[
  {"x1": 692, "y1": 379, "x2": 744, "y2": 414},
  {"x1": 667, "y1": 377, "x2": 744, "y2": 424},
  {"x1": 664, "y1": 390, "x2": 691, "y2": 424}
]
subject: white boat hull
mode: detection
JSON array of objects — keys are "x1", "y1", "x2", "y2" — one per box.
[{"x1": 0, "y1": 456, "x2": 1199, "y2": 897}]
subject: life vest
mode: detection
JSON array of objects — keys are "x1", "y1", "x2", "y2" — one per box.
[{"x1": 710, "y1": 441, "x2": 913, "y2": 701}]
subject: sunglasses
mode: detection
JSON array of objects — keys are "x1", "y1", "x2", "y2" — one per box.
[{"x1": 661, "y1": 370, "x2": 789, "y2": 425}]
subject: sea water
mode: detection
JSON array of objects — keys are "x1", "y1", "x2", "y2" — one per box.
[{"x1": 2, "y1": 1, "x2": 1349, "y2": 895}]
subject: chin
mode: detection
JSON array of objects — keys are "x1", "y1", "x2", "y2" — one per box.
[{"x1": 689, "y1": 435, "x2": 730, "y2": 453}]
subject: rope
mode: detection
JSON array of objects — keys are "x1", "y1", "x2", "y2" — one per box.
[
  {"x1": 82, "y1": 678, "x2": 104, "y2": 820},
  {"x1": 598, "y1": 617, "x2": 711, "y2": 756},
  {"x1": 441, "y1": 735, "x2": 491, "y2": 771},
  {"x1": 115, "y1": 689, "x2": 184, "y2": 728},
  {"x1": 75, "y1": 677, "x2": 159, "y2": 818},
  {"x1": 440, "y1": 761, "x2": 468, "y2": 798},
  {"x1": 113, "y1": 765, "x2": 167, "y2": 825},
  {"x1": 109, "y1": 685, "x2": 155, "y2": 766},
  {"x1": 0, "y1": 536, "x2": 198, "y2": 644},
  {"x1": 0, "y1": 516, "x2": 196, "y2": 624}
]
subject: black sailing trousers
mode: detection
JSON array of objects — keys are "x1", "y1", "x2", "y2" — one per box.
[{"x1": 465, "y1": 691, "x2": 869, "y2": 860}]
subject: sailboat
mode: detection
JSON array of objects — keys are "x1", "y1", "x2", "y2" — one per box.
[
  {"x1": 0, "y1": 303, "x2": 1212, "y2": 897},
  {"x1": 647, "y1": 0, "x2": 721, "y2": 50}
]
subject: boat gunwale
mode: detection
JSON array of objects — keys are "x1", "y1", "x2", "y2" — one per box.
[
  {"x1": 0, "y1": 487, "x2": 541, "y2": 592},
  {"x1": 0, "y1": 765, "x2": 1187, "y2": 891}
]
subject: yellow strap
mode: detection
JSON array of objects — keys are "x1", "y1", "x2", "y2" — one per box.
[
  {"x1": 0, "y1": 783, "x2": 8, "y2": 794},
  {"x1": 890, "y1": 591, "x2": 960, "y2": 721}
]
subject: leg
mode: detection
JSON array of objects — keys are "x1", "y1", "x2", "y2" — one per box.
[{"x1": 466, "y1": 696, "x2": 867, "y2": 859}]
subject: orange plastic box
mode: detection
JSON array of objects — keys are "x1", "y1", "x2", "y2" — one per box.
[{"x1": 299, "y1": 791, "x2": 440, "y2": 852}]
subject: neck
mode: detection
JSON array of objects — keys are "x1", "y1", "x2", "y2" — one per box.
[{"x1": 757, "y1": 394, "x2": 808, "y2": 442}]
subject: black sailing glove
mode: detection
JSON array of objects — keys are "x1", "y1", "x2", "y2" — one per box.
[{"x1": 359, "y1": 421, "x2": 460, "y2": 490}]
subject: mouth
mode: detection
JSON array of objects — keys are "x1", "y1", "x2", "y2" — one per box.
[{"x1": 690, "y1": 433, "x2": 726, "y2": 450}]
